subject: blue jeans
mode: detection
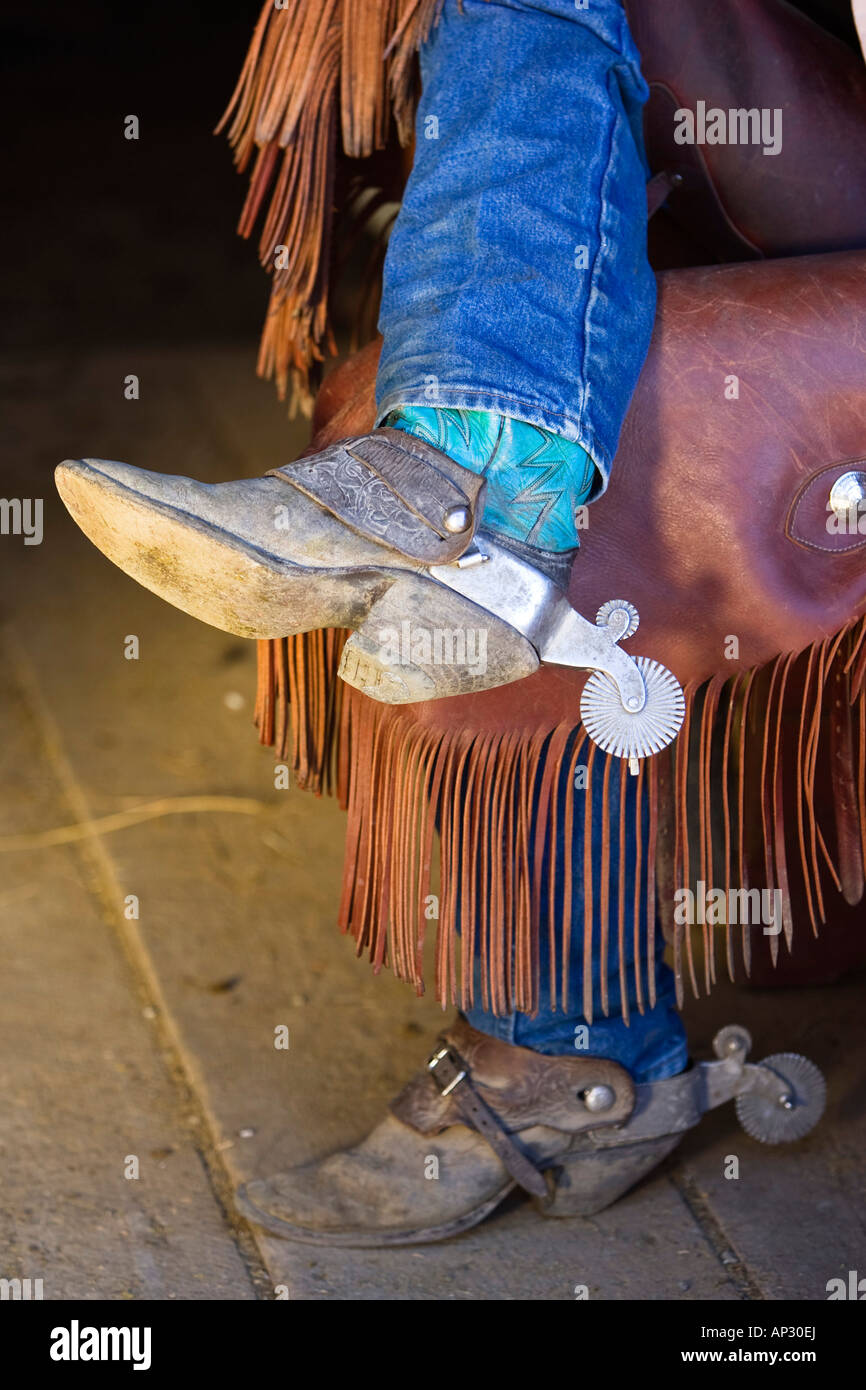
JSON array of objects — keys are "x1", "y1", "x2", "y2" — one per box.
[
  {"x1": 375, "y1": 0, "x2": 656, "y2": 496},
  {"x1": 376, "y1": 1, "x2": 683, "y2": 1080}
]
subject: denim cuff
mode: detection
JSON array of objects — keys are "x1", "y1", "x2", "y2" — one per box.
[{"x1": 463, "y1": 997, "x2": 689, "y2": 1085}]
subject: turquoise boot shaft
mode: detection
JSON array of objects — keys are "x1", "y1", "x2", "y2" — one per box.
[{"x1": 385, "y1": 406, "x2": 598, "y2": 552}]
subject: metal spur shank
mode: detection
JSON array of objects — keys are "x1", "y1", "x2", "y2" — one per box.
[{"x1": 431, "y1": 535, "x2": 686, "y2": 772}]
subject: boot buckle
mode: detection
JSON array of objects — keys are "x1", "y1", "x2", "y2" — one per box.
[{"x1": 427, "y1": 1045, "x2": 467, "y2": 1097}]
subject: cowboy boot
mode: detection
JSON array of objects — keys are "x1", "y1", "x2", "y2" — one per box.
[
  {"x1": 234, "y1": 1018, "x2": 825, "y2": 1247},
  {"x1": 55, "y1": 429, "x2": 684, "y2": 762}
]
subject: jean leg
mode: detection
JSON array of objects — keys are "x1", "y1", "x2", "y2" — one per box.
[
  {"x1": 376, "y1": 0, "x2": 655, "y2": 493},
  {"x1": 465, "y1": 736, "x2": 688, "y2": 1083},
  {"x1": 377, "y1": 0, "x2": 678, "y2": 1077}
]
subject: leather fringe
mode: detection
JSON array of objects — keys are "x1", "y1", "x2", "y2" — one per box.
[
  {"x1": 255, "y1": 615, "x2": 866, "y2": 1018},
  {"x1": 217, "y1": 0, "x2": 446, "y2": 415}
]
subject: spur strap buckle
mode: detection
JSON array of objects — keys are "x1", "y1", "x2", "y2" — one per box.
[
  {"x1": 427, "y1": 1044, "x2": 467, "y2": 1097},
  {"x1": 426, "y1": 1042, "x2": 550, "y2": 1201}
]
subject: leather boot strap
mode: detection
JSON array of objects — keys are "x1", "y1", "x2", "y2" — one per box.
[
  {"x1": 425, "y1": 1043, "x2": 550, "y2": 1199},
  {"x1": 390, "y1": 1020, "x2": 636, "y2": 1200},
  {"x1": 268, "y1": 427, "x2": 485, "y2": 565}
]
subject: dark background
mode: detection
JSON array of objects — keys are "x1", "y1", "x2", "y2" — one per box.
[
  {"x1": 2, "y1": 1, "x2": 266, "y2": 357},
  {"x1": 0, "y1": 0, "x2": 860, "y2": 362}
]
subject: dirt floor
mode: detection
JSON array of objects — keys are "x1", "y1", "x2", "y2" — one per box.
[{"x1": 1, "y1": 343, "x2": 864, "y2": 1300}]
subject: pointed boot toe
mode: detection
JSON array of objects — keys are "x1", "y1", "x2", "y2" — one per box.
[
  {"x1": 236, "y1": 1114, "x2": 513, "y2": 1247},
  {"x1": 234, "y1": 1022, "x2": 650, "y2": 1248},
  {"x1": 54, "y1": 455, "x2": 394, "y2": 640},
  {"x1": 54, "y1": 431, "x2": 541, "y2": 696}
]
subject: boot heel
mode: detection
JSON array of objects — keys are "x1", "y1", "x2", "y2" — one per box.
[
  {"x1": 338, "y1": 574, "x2": 538, "y2": 704},
  {"x1": 535, "y1": 1135, "x2": 683, "y2": 1219}
]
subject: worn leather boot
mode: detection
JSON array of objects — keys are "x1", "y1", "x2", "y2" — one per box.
[
  {"x1": 236, "y1": 1018, "x2": 826, "y2": 1246},
  {"x1": 55, "y1": 433, "x2": 685, "y2": 760},
  {"x1": 54, "y1": 431, "x2": 537, "y2": 701},
  {"x1": 235, "y1": 1019, "x2": 665, "y2": 1247}
]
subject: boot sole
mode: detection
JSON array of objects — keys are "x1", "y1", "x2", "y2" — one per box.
[
  {"x1": 56, "y1": 458, "x2": 389, "y2": 640},
  {"x1": 234, "y1": 1179, "x2": 517, "y2": 1247},
  {"x1": 56, "y1": 459, "x2": 539, "y2": 699}
]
